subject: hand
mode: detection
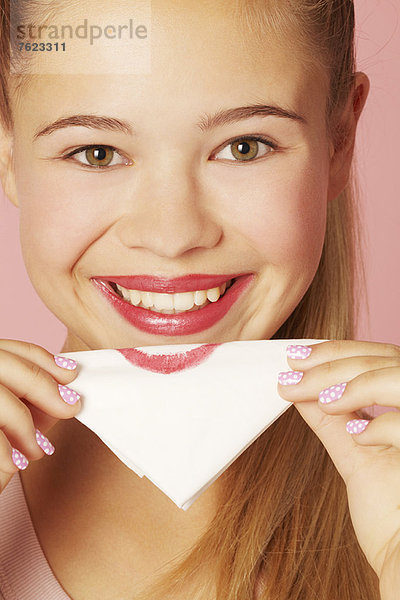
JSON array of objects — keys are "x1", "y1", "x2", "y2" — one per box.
[
  {"x1": 0, "y1": 339, "x2": 81, "y2": 493},
  {"x1": 277, "y1": 340, "x2": 400, "y2": 599}
]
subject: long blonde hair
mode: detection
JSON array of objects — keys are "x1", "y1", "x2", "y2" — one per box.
[{"x1": 0, "y1": 1, "x2": 379, "y2": 598}]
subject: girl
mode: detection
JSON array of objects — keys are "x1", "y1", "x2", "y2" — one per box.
[{"x1": 0, "y1": 0, "x2": 398, "y2": 598}]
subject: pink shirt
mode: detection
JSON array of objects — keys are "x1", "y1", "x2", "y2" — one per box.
[{"x1": 0, "y1": 472, "x2": 70, "y2": 599}]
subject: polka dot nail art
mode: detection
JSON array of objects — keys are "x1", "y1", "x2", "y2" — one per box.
[
  {"x1": 286, "y1": 345, "x2": 312, "y2": 359},
  {"x1": 35, "y1": 429, "x2": 55, "y2": 455},
  {"x1": 278, "y1": 371, "x2": 304, "y2": 385},
  {"x1": 12, "y1": 448, "x2": 29, "y2": 470},
  {"x1": 346, "y1": 419, "x2": 370, "y2": 434},
  {"x1": 54, "y1": 356, "x2": 77, "y2": 370},
  {"x1": 319, "y1": 382, "x2": 347, "y2": 404},
  {"x1": 58, "y1": 384, "x2": 80, "y2": 405}
]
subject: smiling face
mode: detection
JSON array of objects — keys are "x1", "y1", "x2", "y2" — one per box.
[{"x1": 6, "y1": 0, "x2": 335, "y2": 350}]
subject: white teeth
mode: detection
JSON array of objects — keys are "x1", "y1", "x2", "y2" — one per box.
[
  {"x1": 206, "y1": 287, "x2": 221, "y2": 302},
  {"x1": 141, "y1": 291, "x2": 154, "y2": 308},
  {"x1": 111, "y1": 279, "x2": 234, "y2": 313},
  {"x1": 153, "y1": 293, "x2": 174, "y2": 311},
  {"x1": 194, "y1": 289, "x2": 207, "y2": 306},
  {"x1": 129, "y1": 289, "x2": 141, "y2": 306},
  {"x1": 173, "y1": 291, "x2": 195, "y2": 311},
  {"x1": 116, "y1": 284, "x2": 131, "y2": 302}
]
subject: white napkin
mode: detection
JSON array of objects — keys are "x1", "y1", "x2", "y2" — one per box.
[{"x1": 58, "y1": 339, "x2": 328, "y2": 510}]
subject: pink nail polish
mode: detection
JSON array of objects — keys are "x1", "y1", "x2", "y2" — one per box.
[
  {"x1": 58, "y1": 384, "x2": 80, "y2": 405},
  {"x1": 54, "y1": 356, "x2": 77, "y2": 370},
  {"x1": 35, "y1": 429, "x2": 55, "y2": 455},
  {"x1": 346, "y1": 419, "x2": 370, "y2": 434},
  {"x1": 319, "y1": 382, "x2": 347, "y2": 404},
  {"x1": 278, "y1": 371, "x2": 304, "y2": 385},
  {"x1": 12, "y1": 448, "x2": 29, "y2": 470},
  {"x1": 286, "y1": 344, "x2": 312, "y2": 359}
]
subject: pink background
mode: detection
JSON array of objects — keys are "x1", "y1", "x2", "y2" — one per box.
[{"x1": 0, "y1": 0, "x2": 400, "y2": 355}]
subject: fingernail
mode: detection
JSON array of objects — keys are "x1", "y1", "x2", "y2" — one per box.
[
  {"x1": 346, "y1": 419, "x2": 370, "y2": 434},
  {"x1": 35, "y1": 429, "x2": 55, "y2": 455},
  {"x1": 278, "y1": 371, "x2": 304, "y2": 385},
  {"x1": 286, "y1": 344, "x2": 312, "y2": 359},
  {"x1": 58, "y1": 384, "x2": 80, "y2": 405},
  {"x1": 54, "y1": 355, "x2": 77, "y2": 370},
  {"x1": 12, "y1": 448, "x2": 29, "y2": 470},
  {"x1": 319, "y1": 382, "x2": 347, "y2": 404}
]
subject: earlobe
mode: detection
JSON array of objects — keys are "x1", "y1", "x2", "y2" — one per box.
[{"x1": 0, "y1": 132, "x2": 18, "y2": 207}]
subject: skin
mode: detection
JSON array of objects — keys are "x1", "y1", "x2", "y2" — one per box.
[
  {"x1": 4, "y1": 3, "x2": 343, "y2": 352},
  {"x1": 1, "y1": 1, "x2": 389, "y2": 598},
  {"x1": 280, "y1": 341, "x2": 400, "y2": 599}
]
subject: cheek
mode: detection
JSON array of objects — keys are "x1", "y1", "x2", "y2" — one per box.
[
  {"x1": 19, "y1": 195, "x2": 93, "y2": 274},
  {"x1": 15, "y1": 165, "x2": 113, "y2": 276},
  {"x1": 218, "y1": 163, "x2": 328, "y2": 267}
]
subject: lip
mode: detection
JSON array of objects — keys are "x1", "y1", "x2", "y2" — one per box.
[
  {"x1": 117, "y1": 344, "x2": 219, "y2": 374},
  {"x1": 99, "y1": 274, "x2": 243, "y2": 293},
  {"x1": 92, "y1": 273, "x2": 255, "y2": 336}
]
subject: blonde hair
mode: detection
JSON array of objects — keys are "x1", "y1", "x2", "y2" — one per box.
[{"x1": 0, "y1": 0, "x2": 379, "y2": 598}]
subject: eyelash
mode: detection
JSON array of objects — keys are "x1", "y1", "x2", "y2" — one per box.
[
  {"x1": 213, "y1": 135, "x2": 278, "y2": 164},
  {"x1": 60, "y1": 135, "x2": 278, "y2": 170},
  {"x1": 60, "y1": 144, "x2": 129, "y2": 170}
]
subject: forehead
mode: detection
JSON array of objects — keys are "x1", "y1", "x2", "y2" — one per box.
[{"x1": 10, "y1": 0, "x2": 328, "y2": 134}]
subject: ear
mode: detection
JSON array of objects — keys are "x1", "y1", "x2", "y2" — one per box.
[
  {"x1": 327, "y1": 72, "x2": 370, "y2": 202},
  {"x1": 0, "y1": 124, "x2": 18, "y2": 207}
]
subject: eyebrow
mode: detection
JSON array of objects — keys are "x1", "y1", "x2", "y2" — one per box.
[
  {"x1": 196, "y1": 103, "x2": 307, "y2": 131},
  {"x1": 33, "y1": 104, "x2": 307, "y2": 141},
  {"x1": 33, "y1": 115, "x2": 133, "y2": 140}
]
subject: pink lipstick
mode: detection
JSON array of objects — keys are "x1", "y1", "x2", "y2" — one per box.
[
  {"x1": 117, "y1": 344, "x2": 219, "y2": 374},
  {"x1": 92, "y1": 273, "x2": 254, "y2": 336},
  {"x1": 104, "y1": 274, "x2": 239, "y2": 293}
]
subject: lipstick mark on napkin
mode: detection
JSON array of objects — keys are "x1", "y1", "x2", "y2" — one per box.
[{"x1": 117, "y1": 344, "x2": 219, "y2": 374}]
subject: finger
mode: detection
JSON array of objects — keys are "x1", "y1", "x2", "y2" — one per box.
[
  {"x1": 0, "y1": 383, "x2": 51, "y2": 460},
  {"x1": 0, "y1": 339, "x2": 79, "y2": 385},
  {"x1": 293, "y1": 400, "x2": 368, "y2": 483},
  {"x1": 0, "y1": 430, "x2": 24, "y2": 475},
  {"x1": 285, "y1": 340, "x2": 400, "y2": 371},
  {"x1": 22, "y1": 399, "x2": 61, "y2": 434},
  {"x1": 347, "y1": 411, "x2": 400, "y2": 450},
  {"x1": 0, "y1": 428, "x2": 47, "y2": 493},
  {"x1": 277, "y1": 355, "x2": 400, "y2": 404},
  {"x1": 317, "y1": 366, "x2": 400, "y2": 415},
  {"x1": 0, "y1": 350, "x2": 82, "y2": 420}
]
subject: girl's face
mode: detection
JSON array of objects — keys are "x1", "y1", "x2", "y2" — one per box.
[{"x1": 8, "y1": 1, "x2": 336, "y2": 350}]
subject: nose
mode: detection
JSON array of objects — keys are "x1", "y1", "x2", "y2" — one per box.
[{"x1": 115, "y1": 165, "x2": 222, "y2": 259}]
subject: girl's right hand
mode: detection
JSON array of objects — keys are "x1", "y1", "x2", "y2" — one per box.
[{"x1": 0, "y1": 339, "x2": 81, "y2": 493}]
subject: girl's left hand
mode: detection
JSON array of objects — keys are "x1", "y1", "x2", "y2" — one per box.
[{"x1": 277, "y1": 340, "x2": 400, "y2": 598}]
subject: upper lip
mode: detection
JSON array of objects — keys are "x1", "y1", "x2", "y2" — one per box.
[{"x1": 92, "y1": 274, "x2": 246, "y2": 294}]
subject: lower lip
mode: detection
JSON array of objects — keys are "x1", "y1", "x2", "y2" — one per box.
[{"x1": 92, "y1": 274, "x2": 255, "y2": 336}]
